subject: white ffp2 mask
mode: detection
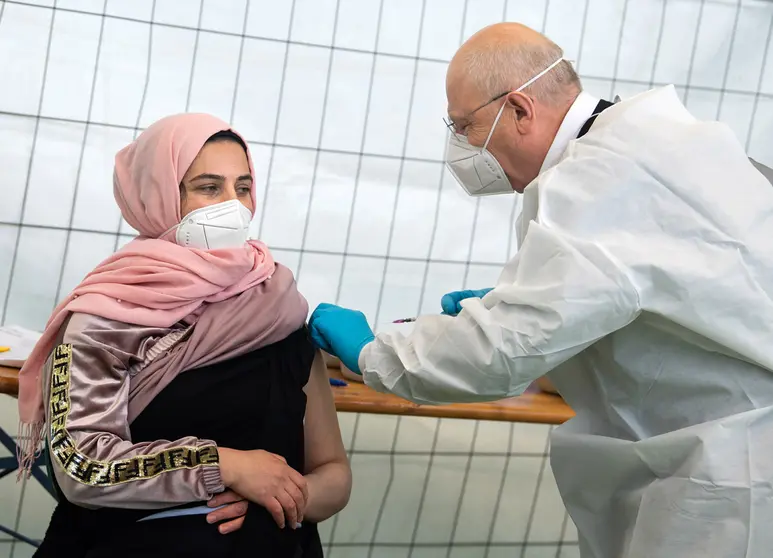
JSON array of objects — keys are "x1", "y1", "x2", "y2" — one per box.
[
  {"x1": 164, "y1": 199, "x2": 253, "y2": 250},
  {"x1": 446, "y1": 117, "x2": 511, "y2": 196},
  {"x1": 445, "y1": 57, "x2": 565, "y2": 197}
]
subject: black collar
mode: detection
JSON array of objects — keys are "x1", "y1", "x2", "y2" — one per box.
[{"x1": 577, "y1": 99, "x2": 615, "y2": 138}]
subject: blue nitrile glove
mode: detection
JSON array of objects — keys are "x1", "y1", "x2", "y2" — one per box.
[
  {"x1": 440, "y1": 288, "x2": 494, "y2": 316},
  {"x1": 308, "y1": 303, "x2": 375, "y2": 375}
]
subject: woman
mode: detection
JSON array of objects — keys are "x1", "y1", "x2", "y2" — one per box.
[{"x1": 16, "y1": 113, "x2": 352, "y2": 556}]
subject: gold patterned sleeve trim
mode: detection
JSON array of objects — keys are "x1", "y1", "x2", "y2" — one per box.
[{"x1": 48, "y1": 343, "x2": 219, "y2": 487}]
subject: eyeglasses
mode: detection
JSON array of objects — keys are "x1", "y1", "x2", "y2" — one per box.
[
  {"x1": 443, "y1": 90, "x2": 510, "y2": 135},
  {"x1": 444, "y1": 58, "x2": 571, "y2": 135}
]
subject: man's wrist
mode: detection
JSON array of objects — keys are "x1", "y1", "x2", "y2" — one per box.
[
  {"x1": 350, "y1": 336, "x2": 374, "y2": 374},
  {"x1": 357, "y1": 350, "x2": 367, "y2": 376}
]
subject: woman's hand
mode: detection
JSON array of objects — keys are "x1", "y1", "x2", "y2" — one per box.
[
  {"x1": 206, "y1": 489, "x2": 249, "y2": 534},
  {"x1": 219, "y1": 448, "x2": 308, "y2": 529}
]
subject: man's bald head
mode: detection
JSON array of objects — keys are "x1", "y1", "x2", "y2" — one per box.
[{"x1": 448, "y1": 23, "x2": 580, "y2": 107}]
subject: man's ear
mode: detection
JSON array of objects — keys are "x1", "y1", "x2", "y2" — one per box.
[{"x1": 506, "y1": 92, "x2": 536, "y2": 134}]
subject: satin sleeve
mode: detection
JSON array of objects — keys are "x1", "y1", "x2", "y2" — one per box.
[{"x1": 44, "y1": 330, "x2": 225, "y2": 510}]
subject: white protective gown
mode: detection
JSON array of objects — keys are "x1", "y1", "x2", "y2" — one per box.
[{"x1": 359, "y1": 85, "x2": 773, "y2": 557}]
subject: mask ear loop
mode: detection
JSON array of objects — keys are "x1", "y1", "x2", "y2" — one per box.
[
  {"x1": 482, "y1": 100, "x2": 508, "y2": 152},
  {"x1": 159, "y1": 221, "x2": 181, "y2": 242},
  {"x1": 481, "y1": 56, "x2": 565, "y2": 152},
  {"x1": 517, "y1": 56, "x2": 565, "y2": 92}
]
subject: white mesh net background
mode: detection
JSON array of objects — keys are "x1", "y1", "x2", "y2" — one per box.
[{"x1": 1, "y1": 0, "x2": 772, "y2": 556}]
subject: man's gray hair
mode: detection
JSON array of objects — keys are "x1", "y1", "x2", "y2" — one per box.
[{"x1": 460, "y1": 38, "x2": 582, "y2": 106}]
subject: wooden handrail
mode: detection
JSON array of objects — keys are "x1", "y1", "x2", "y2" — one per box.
[
  {"x1": 0, "y1": 365, "x2": 573, "y2": 425},
  {"x1": 327, "y1": 367, "x2": 572, "y2": 424},
  {"x1": 0, "y1": 366, "x2": 19, "y2": 399}
]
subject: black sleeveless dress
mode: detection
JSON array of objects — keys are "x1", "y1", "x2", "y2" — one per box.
[{"x1": 34, "y1": 327, "x2": 324, "y2": 557}]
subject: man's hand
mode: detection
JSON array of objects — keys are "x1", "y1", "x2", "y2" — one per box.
[
  {"x1": 440, "y1": 288, "x2": 493, "y2": 315},
  {"x1": 308, "y1": 303, "x2": 375, "y2": 374},
  {"x1": 206, "y1": 489, "x2": 249, "y2": 534}
]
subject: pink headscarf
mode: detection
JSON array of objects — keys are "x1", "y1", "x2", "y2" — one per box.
[{"x1": 17, "y1": 113, "x2": 308, "y2": 472}]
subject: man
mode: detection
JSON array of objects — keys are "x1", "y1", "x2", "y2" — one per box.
[{"x1": 310, "y1": 22, "x2": 773, "y2": 557}]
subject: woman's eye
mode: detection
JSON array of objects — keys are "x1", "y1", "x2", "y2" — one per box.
[
  {"x1": 199, "y1": 185, "x2": 218, "y2": 193},
  {"x1": 237, "y1": 186, "x2": 251, "y2": 195}
]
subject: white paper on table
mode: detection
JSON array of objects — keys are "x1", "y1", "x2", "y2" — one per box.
[{"x1": 0, "y1": 325, "x2": 42, "y2": 368}]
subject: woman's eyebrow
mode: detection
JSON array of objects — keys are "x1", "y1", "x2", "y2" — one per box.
[
  {"x1": 189, "y1": 173, "x2": 225, "y2": 182},
  {"x1": 188, "y1": 173, "x2": 253, "y2": 182}
]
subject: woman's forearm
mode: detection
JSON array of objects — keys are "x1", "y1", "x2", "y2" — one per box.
[{"x1": 303, "y1": 461, "x2": 352, "y2": 523}]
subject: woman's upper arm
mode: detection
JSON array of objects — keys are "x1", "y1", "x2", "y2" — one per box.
[
  {"x1": 303, "y1": 349, "x2": 348, "y2": 474},
  {"x1": 46, "y1": 326, "x2": 222, "y2": 508}
]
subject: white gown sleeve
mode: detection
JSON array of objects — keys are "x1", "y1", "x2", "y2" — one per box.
[{"x1": 358, "y1": 221, "x2": 642, "y2": 405}]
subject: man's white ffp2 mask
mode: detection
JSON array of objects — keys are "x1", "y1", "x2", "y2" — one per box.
[
  {"x1": 445, "y1": 57, "x2": 565, "y2": 197},
  {"x1": 164, "y1": 199, "x2": 253, "y2": 250}
]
